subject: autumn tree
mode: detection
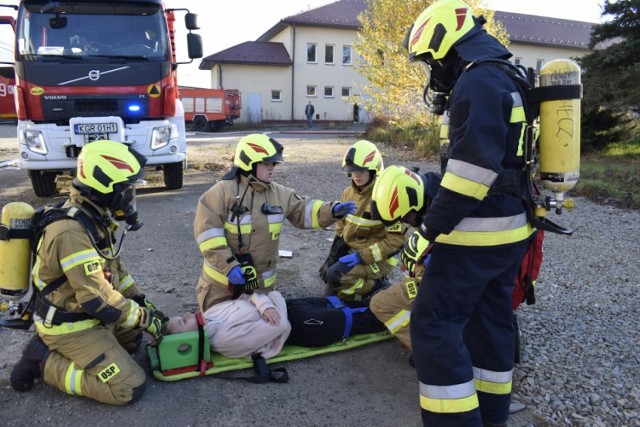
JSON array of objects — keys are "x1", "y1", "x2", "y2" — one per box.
[{"x1": 353, "y1": 0, "x2": 507, "y2": 130}]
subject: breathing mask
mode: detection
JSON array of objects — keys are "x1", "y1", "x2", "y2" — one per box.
[{"x1": 110, "y1": 181, "x2": 145, "y2": 230}]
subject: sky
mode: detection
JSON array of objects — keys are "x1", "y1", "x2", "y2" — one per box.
[
  {"x1": 1, "y1": 0, "x2": 606, "y2": 87},
  {"x1": 168, "y1": 0, "x2": 606, "y2": 88}
]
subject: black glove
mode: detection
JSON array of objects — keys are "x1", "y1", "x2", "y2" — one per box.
[
  {"x1": 136, "y1": 307, "x2": 164, "y2": 341},
  {"x1": 401, "y1": 230, "x2": 431, "y2": 278}
]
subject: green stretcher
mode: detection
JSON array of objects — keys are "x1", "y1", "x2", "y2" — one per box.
[{"x1": 146, "y1": 327, "x2": 393, "y2": 382}]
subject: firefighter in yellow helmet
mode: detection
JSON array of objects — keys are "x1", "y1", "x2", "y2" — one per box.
[
  {"x1": 194, "y1": 134, "x2": 356, "y2": 312},
  {"x1": 10, "y1": 140, "x2": 164, "y2": 405},
  {"x1": 318, "y1": 140, "x2": 406, "y2": 301},
  {"x1": 379, "y1": 0, "x2": 536, "y2": 425}
]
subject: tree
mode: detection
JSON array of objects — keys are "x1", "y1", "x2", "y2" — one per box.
[
  {"x1": 579, "y1": 0, "x2": 640, "y2": 115},
  {"x1": 353, "y1": 0, "x2": 507, "y2": 127}
]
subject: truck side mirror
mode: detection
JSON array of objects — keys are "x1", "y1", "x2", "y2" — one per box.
[
  {"x1": 185, "y1": 13, "x2": 199, "y2": 30},
  {"x1": 187, "y1": 33, "x2": 203, "y2": 59}
]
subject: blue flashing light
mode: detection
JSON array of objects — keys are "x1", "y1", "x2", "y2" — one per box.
[{"x1": 128, "y1": 104, "x2": 141, "y2": 113}]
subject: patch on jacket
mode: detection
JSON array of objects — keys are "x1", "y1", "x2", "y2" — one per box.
[
  {"x1": 387, "y1": 223, "x2": 402, "y2": 233},
  {"x1": 83, "y1": 260, "x2": 103, "y2": 276}
]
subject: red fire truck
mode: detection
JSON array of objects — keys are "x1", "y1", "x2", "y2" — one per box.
[
  {"x1": 180, "y1": 87, "x2": 241, "y2": 132},
  {"x1": 0, "y1": 1, "x2": 203, "y2": 197}
]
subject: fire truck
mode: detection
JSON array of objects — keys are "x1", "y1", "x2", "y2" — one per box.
[
  {"x1": 0, "y1": 66, "x2": 16, "y2": 120},
  {"x1": 0, "y1": 1, "x2": 203, "y2": 197},
  {"x1": 180, "y1": 87, "x2": 241, "y2": 132}
]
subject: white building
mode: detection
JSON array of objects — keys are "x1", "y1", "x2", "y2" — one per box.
[{"x1": 198, "y1": 0, "x2": 594, "y2": 125}]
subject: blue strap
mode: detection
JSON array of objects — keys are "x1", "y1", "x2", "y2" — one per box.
[
  {"x1": 340, "y1": 306, "x2": 368, "y2": 340},
  {"x1": 326, "y1": 296, "x2": 345, "y2": 309}
]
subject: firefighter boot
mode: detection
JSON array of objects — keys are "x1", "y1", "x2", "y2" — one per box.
[{"x1": 10, "y1": 335, "x2": 50, "y2": 392}]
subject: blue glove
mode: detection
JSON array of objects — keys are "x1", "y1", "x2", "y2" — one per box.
[
  {"x1": 227, "y1": 265, "x2": 246, "y2": 285},
  {"x1": 339, "y1": 251, "x2": 362, "y2": 267},
  {"x1": 332, "y1": 201, "x2": 357, "y2": 218}
]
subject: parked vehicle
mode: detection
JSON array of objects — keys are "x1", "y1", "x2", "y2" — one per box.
[
  {"x1": 0, "y1": 66, "x2": 15, "y2": 120},
  {"x1": 0, "y1": 1, "x2": 203, "y2": 197},
  {"x1": 181, "y1": 87, "x2": 241, "y2": 132}
]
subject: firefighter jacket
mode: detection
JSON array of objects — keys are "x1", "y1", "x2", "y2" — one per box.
[
  {"x1": 335, "y1": 179, "x2": 406, "y2": 266},
  {"x1": 31, "y1": 186, "x2": 145, "y2": 336},
  {"x1": 194, "y1": 173, "x2": 339, "y2": 292},
  {"x1": 422, "y1": 64, "x2": 535, "y2": 247}
]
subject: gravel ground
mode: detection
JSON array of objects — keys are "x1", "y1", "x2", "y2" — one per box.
[{"x1": 1, "y1": 124, "x2": 639, "y2": 426}]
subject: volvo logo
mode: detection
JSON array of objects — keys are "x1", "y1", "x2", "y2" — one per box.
[
  {"x1": 59, "y1": 66, "x2": 130, "y2": 86},
  {"x1": 89, "y1": 70, "x2": 101, "y2": 81}
]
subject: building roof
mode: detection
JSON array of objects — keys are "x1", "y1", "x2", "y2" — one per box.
[
  {"x1": 495, "y1": 11, "x2": 594, "y2": 49},
  {"x1": 200, "y1": 0, "x2": 595, "y2": 69},
  {"x1": 199, "y1": 41, "x2": 292, "y2": 70}
]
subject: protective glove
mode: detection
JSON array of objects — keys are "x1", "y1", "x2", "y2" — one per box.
[
  {"x1": 227, "y1": 265, "x2": 246, "y2": 285},
  {"x1": 332, "y1": 201, "x2": 357, "y2": 219},
  {"x1": 339, "y1": 251, "x2": 362, "y2": 267},
  {"x1": 401, "y1": 230, "x2": 431, "y2": 278},
  {"x1": 136, "y1": 307, "x2": 164, "y2": 341}
]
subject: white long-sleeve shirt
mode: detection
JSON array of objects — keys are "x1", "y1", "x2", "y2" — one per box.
[{"x1": 203, "y1": 291, "x2": 291, "y2": 359}]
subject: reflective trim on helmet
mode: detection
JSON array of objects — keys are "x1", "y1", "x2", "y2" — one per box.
[{"x1": 473, "y1": 366, "x2": 513, "y2": 394}]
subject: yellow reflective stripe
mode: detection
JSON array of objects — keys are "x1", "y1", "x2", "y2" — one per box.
[
  {"x1": 305, "y1": 200, "x2": 323, "y2": 229},
  {"x1": 385, "y1": 309, "x2": 410, "y2": 334},
  {"x1": 442, "y1": 173, "x2": 489, "y2": 201},
  {"x1": 516, "y1": 123, "x2": 526, "y2": 156},
  {"x1": 419, "y1": 379, "x2": 479, "y2": 414},
  {"x1": 34, "y1": 318, "x2": 100, "y2": 335},
  {"x1": 117, "y1": 274, "x2": 134, "y2": 293},
  {"x1": 224, "y1": 222, "x2": 252, "y2": 234},
  {"x1": 268, "y1": 222, "x2": 283, "y2": 239},
  {"x1": 386, "y1": 256, "x2": 399, "y2": 266},
  {"x1": 510, "y1": 105, "x2": 526, "y2": 123},
  {"x1": 263, "y1": 268, "x2": 277, "y2": 287},
  {"x1": 346, "y1": 215, "x2": 380, "y2": 227},
  {"x1": 199, "y1": 236, "x2": 227, "y2": 252},
  {"x1": 447, "y1": 159, "x2": 497, "y2": 187},
  {"x1": 197, "y1": 228, "x2": 227, "y2": 252},
  {"x1": 64, "y1": 362, "x2": 83, "y2": 396},
  {"x1": 226, "y1": 212, "x2": 252, "y2": 225},
  {"x1": 436, "y1": 224, "x2": 534, "y2": 246},
  {"x1": 370, "y1": 243, "x2": 382, "y2": 262},
  {"x1": 121, "y1": 299, "x2": 139, "y2": 328},
  {"x1": 60, "y1": 249, "x2": 100, "y2": 272},
  {"x1": 473, "y1": 367, "x2": 512, "y2": 395},
  {"x1": 339, "y1": 278, "x2": 365, "y2": 296},
  {"x1": 203, "y1": 262, "x2": 229, "y2": 285}
]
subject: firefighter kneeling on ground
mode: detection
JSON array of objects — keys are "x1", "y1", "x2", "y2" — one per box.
[{"x1": 10, "y1": 140, "x2": 165, "y2": 405}]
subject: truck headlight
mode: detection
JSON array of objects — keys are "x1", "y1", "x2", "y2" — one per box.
[
  {"x1": 23, "y1": 130, "x2": 47, "y2": 155},
  {"x1": 150, "y1": 124, "x2": 176, "y2": 150}
]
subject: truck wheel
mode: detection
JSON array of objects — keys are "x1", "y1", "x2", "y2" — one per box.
[
  {"x1": 193, "y1": 116, "x2": 208, "y2": 132},
  {"x1": 163, "y1": 162, "x2": 184, "y2": 190},
  {"x1": 28, "y1": 170, "x2": 57, "y2": 197}
]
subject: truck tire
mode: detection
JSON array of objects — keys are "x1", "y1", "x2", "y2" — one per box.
[
  {"x1": 193, "y1": 116, "x2": 208, "y2": 132},
  {"x1": 28, "y1": 170, "x2": 57, "y2": 197},
  {"x1": 163, "y1": 162, "x2": 183, "y2": 190}
]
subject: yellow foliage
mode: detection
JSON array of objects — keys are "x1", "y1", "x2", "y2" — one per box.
[{"x1": 353, "y1": 0, "x2": 508, "y2": 125}]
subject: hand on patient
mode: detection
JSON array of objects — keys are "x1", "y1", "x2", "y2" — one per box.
[{"x1": 261, "y1": 307, "x2": 281, "y2": 326}]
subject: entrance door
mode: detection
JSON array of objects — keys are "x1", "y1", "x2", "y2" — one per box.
[{"x1": 247, "y1": 93, "x2": 262, "y2": 123}]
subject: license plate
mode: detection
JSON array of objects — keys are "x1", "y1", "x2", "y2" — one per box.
[{"x1": 74, "y1": 123, "x2": 118, "y2": 134}]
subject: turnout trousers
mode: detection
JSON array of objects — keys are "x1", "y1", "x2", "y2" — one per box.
[{"x1": 411, "y1": 241, "x2": 528, "y2": 426}]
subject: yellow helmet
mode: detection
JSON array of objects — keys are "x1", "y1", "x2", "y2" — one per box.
[
  {"x1": 404, "y1": 0, "x2": 478, "y2": 63},
  {"x1": 76, "y1": 140, "x2": 146, "y2": 194},
  {"x1": 342, "y1": 140, "x2": 384, "y2": 175},
  {"x1": 371, "y1": 165, "x2": 425, "y2": 226},
  {"x1": 233, "y1": 134, "x2": 284, "y2": 172}
]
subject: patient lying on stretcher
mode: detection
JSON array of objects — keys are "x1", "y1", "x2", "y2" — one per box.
[{"x1": 163, "y1": 291, "x2": 385, "y2": 359}]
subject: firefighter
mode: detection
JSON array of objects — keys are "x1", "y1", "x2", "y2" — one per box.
[
  {"x1": 194, "y1": 134, "x2": 356, "y2": 312},
  {"x1": 10, "y1": 140, "x2": 164, "y2": 405},
  {"x1": 378, "y1": 1, "x2": 536, "y2": 425},
  {"x1": 320, "y1": 140, "x2": 406, "y2": 301}
]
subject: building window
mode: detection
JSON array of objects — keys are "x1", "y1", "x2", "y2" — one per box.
[
  {"x1": 342, "y1": 45, "x2": 352, "y2": 65},
  {"x1": 306, "y1": 85, "x2": 317, "y2": 97},
  {"x1": 271, "y1": 90, "x2": 282, "y2": 102},
  {"x1": 307, "y1": 43, "x2": 317, "y2": 63},
  {"x1": 514, "y1": 57, "x2": 522, "y2": 66},
  {"x1": 325, "y1": 44, "x2": 334, "y2": 64},
  {"x1": 341, "y1": 87, "x2": 351, "y2": 97},
  {"x1": 536, "y1": 59, "x2": 544, "y2": 73},
  {"x1": 324, "y1": 86, "x2": 334, "y2": 98}
]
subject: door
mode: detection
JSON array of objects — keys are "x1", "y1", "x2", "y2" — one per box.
[{"x1": 247, "y1": 93, "x2": 262, "y2": 123}]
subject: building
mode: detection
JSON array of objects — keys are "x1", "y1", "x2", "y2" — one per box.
[{"x1": 199, "y1": 0, "x2": 594, "y2": 125}]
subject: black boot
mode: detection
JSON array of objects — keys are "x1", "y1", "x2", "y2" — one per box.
[{"x1": 10, "y1": 335, "x2": 50, "y2": 392}]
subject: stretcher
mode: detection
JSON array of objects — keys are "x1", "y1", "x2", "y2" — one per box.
[{"x1": 146, "y1": 326, "x2": 392, "y2": 382}]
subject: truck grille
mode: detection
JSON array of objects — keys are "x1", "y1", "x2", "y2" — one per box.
[{"x1": 41, "y1": 96, "x2": 150, "y2": 125}]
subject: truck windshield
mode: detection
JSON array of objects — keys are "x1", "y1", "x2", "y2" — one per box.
[{"x1": 16, "y1": 2, "x2": 169, "y2": 60}]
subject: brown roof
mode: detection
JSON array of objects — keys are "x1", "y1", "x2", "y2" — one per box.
[
  {"x1": 200, "y1": 0, "x2": 595, "y2": 69},
  {"x1": 495, "y1": 11, "x2": 594, "y2": 49},
  {"x1": 199, "y1": 42, "x2": 292, "y2": 70}
]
